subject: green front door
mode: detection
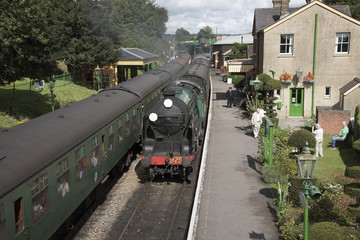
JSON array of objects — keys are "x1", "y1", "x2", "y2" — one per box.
[{"x1": 289, "y1": 88, "x2": 304, "y2": 116}]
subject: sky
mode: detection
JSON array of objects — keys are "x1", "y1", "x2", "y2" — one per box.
[{"x1": 155, "y1": 0, "x2": 309, "y2": 34}]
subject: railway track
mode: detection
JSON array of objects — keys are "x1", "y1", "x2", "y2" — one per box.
[{"x1": 118, "y1": 178, "x2": 188, "y2": 240}]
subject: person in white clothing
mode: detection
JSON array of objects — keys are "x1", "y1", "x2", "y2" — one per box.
[
  {"x1": 312, "y1": 123, "x2": 323, "y2": 157},
  {"x1": 251, "y1": 108, "x2": 263, "y2": 138}
]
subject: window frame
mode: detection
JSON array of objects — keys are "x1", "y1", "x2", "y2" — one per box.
[
  {"x1": 325, "y1": 86, "x2": 331, "y2": 97},
  {"x1": 335, "y1": 32, "x2": 350, "y2": 54},
  {"x1": 280, "y1": 34, "x2": 294, "y2": 55}
]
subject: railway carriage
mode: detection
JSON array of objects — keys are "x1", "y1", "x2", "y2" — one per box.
[{"x1": 0, "y1": 54, "x2": 190, "y2": 240}]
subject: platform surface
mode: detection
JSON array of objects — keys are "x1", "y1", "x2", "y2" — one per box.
[{"x1": 194, "y1": 69, "x2": 280, "y2": 240}]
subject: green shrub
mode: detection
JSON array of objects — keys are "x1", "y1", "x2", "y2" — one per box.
[
  {"x1": 354, "y1": 105, "x2": 360, "y2": 140},
  {"x1": 345, "y1": 166, "x2": 360, "y2": 179},
  {"x1": 258, "y1": 73, "x2": 272, "y2": 84},
  {"x1": 288, "y1": 129, "x2": 316, "y2": 151},
  {"x1": 230, "y1": 74, "x2": 245, "y2": 88},
  {"x1": 309, "y1": 222, "x2": 347, "y2": 240},
  {"x1": 277, "y1": 205, "x2": 304, "y2": 240},
  {"x1": 263, "y1": 165, "x2": 288, "y2": 184}
]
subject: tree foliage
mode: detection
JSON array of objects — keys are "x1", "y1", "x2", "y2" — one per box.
[
  {"x1": 0, "y1": 0, "x2": 169, "y2": 85},
  {"x1": 231, "y1": 42, "x2": 247, "y2": 59},
  {"x1": 197, "y1": 26, "x2": 215, "y2": 41},
  {"x1": 175, "y1": 28, "x2": 193, "y2": 42},
  {"x1": 323, "y1": 0, "x2": 360, "y2": 20},
  {"x1": 0, "y1": 0, "x2": 56, "y2": 85}
]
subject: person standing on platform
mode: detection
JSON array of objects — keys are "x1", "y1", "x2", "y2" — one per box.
[
  {"x1": 226, "y1": 87, "x2": 234, "y2": 108},
  {"x1": 251, "y1": 108, "x2": 262, "y2": 138},
  {"x1": 330, "y1": 121, "x2": 349, "y2": 149},
  {"x1": 312, "y1": 123, "x2": 323, "y2": 157}
]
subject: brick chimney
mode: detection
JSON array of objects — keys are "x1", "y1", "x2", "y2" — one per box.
[
  {"x1": 273, "y1": 0, "x2": 290, "y2": 16},
  {"x1": 280, "y1": 0, "x2": 290, "y2": 16},
  {"x1": 272, "y1": 0, "x2": 282, "y2": 8}
]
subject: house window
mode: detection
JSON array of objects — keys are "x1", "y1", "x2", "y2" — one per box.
[
  {"x1": 101, "y1": 73, "x2": 110, "y2": 88},
  {"x1": 325, "y1": 87, "x2": 331, "y2": 97},
  {"x1": 335, "y1": 33, "x2": 350, "y2": 54},
  {"x1": 275, "y1": 89, "x2": 281, "y2": 97},
  {"x1": 280, "y1": 34, "x2": 294, "y2": 54}
]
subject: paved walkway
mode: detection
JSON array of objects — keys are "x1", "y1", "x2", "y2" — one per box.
[{"x1": 194, "y1": 69, "x2": 280, "y2": 240}]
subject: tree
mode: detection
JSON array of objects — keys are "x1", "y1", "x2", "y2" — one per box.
[
  {"x1": 231, "y1": 42, "x2": 247, "y2": 59},
  {"x1": 323, "y1": 0, "x2": 360, "y2": 20},
  {"x1": 197, "y1": 26, "x2": 215, "y2": 41},
  {"x1": 0, "y1": 0, "x2": 57, "y2": 85},
  {"x1": 175, "y1": 28, "x2": 192, "y2": 42}
]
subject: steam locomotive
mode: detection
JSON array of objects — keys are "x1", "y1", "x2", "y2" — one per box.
[{"x1": 139, "y1": 55, "x2": 210, "y2": 180}]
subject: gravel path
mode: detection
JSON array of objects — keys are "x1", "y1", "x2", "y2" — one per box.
[{"x1": 74, "y1": 158, "x2": 143, "y2": 240}]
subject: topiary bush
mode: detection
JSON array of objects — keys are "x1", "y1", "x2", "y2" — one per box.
[
  {"x1": 344, "y1": 166, "x2": 360, "y2": 228},
  {"x1": 288, "y1": 129, "x2": 316, "y2": 152},
  {"x1": 309, "y1": 222, "x2": 347, "y2": 240}
]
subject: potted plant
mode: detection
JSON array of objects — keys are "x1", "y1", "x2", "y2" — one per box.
[
  {"x1": 303, "y1": 72, "x2": 315, "y2": 83},
  {"x1": 280, "y1": 72, "x2": 292, "y2": 84}
]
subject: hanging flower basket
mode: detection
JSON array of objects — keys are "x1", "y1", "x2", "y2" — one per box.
[
  {"x1": 303, "y1": 72, "x2": 315, "y2": 83},
  {"x1": 280, "y1": 72, "x2": 292, "y2": 84}
]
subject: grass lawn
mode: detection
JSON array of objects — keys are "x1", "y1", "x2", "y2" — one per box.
[
  {"x1": 0, "y1": 79, "x2": 96, "y2": 130},
  {"x1": 313, "y1": 134, "x2": 359, "y2": 180}
]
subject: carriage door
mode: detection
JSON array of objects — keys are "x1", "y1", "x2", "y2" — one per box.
[{"x1": 289, "y1": 88, "x2": 304, "y2": 117}]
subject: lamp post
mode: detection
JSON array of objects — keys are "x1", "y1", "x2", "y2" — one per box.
[
  {"x1": 95, "y1": 64, "x2": 101, "y2": 91},
  {"x1": 47, "y1": 77, "x2": 56, "y2": 112},
  {"x1": 296, "y1": 67, "x2": 303, "y2": 83},
  {"x1": 296, "y1": 143, "x2": 321, "y2": 240},
  {"x1": 253, "y1": 76, "x2": 261, "y2": 109}
]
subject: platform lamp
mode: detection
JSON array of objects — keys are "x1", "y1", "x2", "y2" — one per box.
[
  {"x1": 95, "y1": 64, "x2": 101, "y2": 91},
  {"x1": 47, "y1": 77, "x2": 56, "y2": 112},
  {"x1": 253, "y1": 76, "x2": 261, "y2": 109},
  {"x1": 296, "y1": 142, "x2": 322, "y2": 240},
  {"x1": 296, "y1": 67, "x2": 303, "y2": 83}
]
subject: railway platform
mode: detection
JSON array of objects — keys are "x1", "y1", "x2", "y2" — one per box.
[{"x1": 191, "y1": 68, "x2": 280, "y2": 240}]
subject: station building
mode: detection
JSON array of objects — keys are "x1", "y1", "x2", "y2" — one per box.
[{"x1": 252, "y1": 0, "x2": 360, "y2": 119}]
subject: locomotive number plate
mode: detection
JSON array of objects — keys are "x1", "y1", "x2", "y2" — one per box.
[{"x1": 169, "y1": 157, "x2": 182, "y2": 164}]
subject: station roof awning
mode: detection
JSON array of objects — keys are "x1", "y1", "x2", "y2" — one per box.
[{"x1": 117, "y1": 48, "x2": 159, "y2": 66}]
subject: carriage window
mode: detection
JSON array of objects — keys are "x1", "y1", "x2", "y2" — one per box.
[
  {"x1": 118, "y1": 118, "x2": 123, "y2": 143},
  {"x1": 91, "y1": 136, "x2": 100, "y2": 167},
  {"x1": 75, "y1": 146, "x2": 86, "y2": 181},
  {"x1": 137, "y1": 108, "x2": 140, "y2": 124},
  {"x1": 30, "y1": 173, "x2": 48, "y2": 196},
  {"x1": 57, "y1": 172, "x2": 70, "y2": 199},
  {"x1": 108, "y1": 125, "x2": 114, "y2": 152},
  {"x1": 29, "y1": 173, "x2": 49, "y2": 223},
  {"x1": 0, "y1": 204, "x2": 6, "y2": 239},
  {"x1": 132, "y1": 109, "x2": 137, "y2": 130},
  {"x1": 32, "y1": 188, "x2": 49, "y2": 224},
  {"x1": 56, "y1": 158, "x2": 70, "y2": 199},
  {"x1": 14, "y1": 198, "x2": 23, "y2": 233},
  {"x1": 125, "y1": 114, "x2": 130, "y2": 136}
]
